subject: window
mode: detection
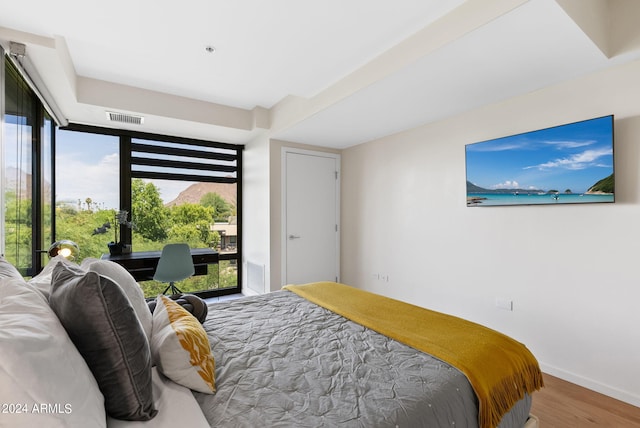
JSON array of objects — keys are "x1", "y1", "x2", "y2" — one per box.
[
  {"x1": 2, "y1": 52, "x2": 243, "y2": 296},
  {"x1": 2, "y1": 55, "x2": 54, "y2": 276},
  {"x1": 58, "y1": 124, "x2": 243, "y2": 298},
  {"x1": 54, "y1": 130, "x2": 120, "y2": 257}
]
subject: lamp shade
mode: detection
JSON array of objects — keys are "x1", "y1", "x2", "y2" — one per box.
[{"x1": 48, "y1": 240, "x2": 79, "y2": 260}]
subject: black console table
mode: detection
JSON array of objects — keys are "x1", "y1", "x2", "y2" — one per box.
[{"x1": 101, "y1": 248, "x2": 219, "y2": 282}]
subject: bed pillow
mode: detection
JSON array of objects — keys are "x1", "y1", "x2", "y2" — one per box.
[
  {"x1": 147, "y1": 293, "x2": 208, "y2": 324},
  {"x1": 81, "y1": 257, "x2": 153, "y2": 341},
  {"x1": 0, "y1": 256, "x2": 24, "y2": 280},
  {"x1": 27, "y1": 255, "x2": 71, "y2": 300},
  {"x1": 0, "y1": 277, "x2": 106, "y2": 428},
  {"x1": 106, "y1": 367, "x2": 210, "y2": 428},
  {"x1": 151, "y1": 295, "x2": 216, "y2": 394},
  {"x1": 49, "y1": 262, "x2": 157, "y2": 421}
]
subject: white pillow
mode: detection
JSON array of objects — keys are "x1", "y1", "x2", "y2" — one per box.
[
  {"x1": 81, "y1": 257, "x2": 153, "y2": 341},
  {"x1": 0, "y1": 256, "x2": 24, "y2": 280},
  {"x1": 151, "y1": 295, "x2": 216, "y2": 394},
  {"x1": 27, "y1": 255, "x2": 73, "y2": 300},
  {"x1": 106, "y1": 368, "x2": 209, "y2": 428},
  {"x1": 0, "y1": 277, "x2": 106, "y2": 428}
]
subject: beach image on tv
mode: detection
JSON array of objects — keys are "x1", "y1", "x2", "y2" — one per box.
[{"x1": 465, "y1": 115, "x2": 614, "y2": 207}]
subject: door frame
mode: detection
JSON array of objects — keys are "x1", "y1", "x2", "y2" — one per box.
[{"x1": 281, "y1": 147, "x2": 341, "y2": 286}]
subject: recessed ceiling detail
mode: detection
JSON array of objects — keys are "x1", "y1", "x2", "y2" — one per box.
[{"x1": 2, "y1": 0, "x2": 640, "y2": 146}]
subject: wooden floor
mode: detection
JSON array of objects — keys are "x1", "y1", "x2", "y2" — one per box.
[{"x1": 530, "y1": 373, "x2": 640, "y2": 427}]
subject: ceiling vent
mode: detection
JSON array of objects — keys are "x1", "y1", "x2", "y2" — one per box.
[{"x1": 106, "y1": 111, "x2": 144, "y2": 125}]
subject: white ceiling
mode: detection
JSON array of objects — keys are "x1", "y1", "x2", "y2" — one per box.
[{"x1": 1, "y1": 0, "x2": 640, "y2": 148}]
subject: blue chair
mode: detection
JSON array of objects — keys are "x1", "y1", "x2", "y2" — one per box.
[{"x1": 153, "y1": 243, "x2": 195, "y2": 295}]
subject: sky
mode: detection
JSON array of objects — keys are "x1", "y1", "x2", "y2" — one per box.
[
  {"x1": 465, "y1": 115, "x2": 614, "y2": 193},
  {"x1": 54, "y1": 130, "x2": 189, "y2": 209},
  {"x1": 5, "y1": 125, "x2": 231, "y2": 211}
]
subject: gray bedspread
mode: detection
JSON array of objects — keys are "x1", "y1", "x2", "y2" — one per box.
[{"x1": 194, "y1": 290, "x2": 531, "y2": 427}]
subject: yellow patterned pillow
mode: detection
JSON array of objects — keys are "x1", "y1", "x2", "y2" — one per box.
[{"x1": 150, "y1": 295, "x2": 216, "y2": 394}]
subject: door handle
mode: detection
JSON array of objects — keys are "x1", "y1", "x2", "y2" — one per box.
[{"x1": 288, "y1": 235, "x2": 301, "y2": 240}]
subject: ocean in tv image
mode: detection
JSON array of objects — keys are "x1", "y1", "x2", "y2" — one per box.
[{"x1": 465, "y1": 115, "x2": 614, "y2": 207}]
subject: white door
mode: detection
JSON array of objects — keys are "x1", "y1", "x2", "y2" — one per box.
[{"x1": 282, "y1": 149, "x2": 340, "y2": 285}]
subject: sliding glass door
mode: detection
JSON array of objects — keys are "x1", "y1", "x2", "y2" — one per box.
[{"x1": 2, "y1": 56, "x2": 54, "y2": 275}]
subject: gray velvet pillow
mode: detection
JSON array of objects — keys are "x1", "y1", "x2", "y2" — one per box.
[
  {"x1": 49, "y1": 262, "x2": 157, "y2": 421},
  {"x1": 80, "y1": 257, "x2": 153, "y2": 342}
]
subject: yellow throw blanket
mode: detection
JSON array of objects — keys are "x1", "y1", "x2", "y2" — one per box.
[{"x1": 283, "y1": 282, "x2": 543, "y2": 428}]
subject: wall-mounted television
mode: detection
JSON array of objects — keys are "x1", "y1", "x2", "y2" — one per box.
[{"x1": 465, "y1": 115, "x2": 614, "y2": 207}]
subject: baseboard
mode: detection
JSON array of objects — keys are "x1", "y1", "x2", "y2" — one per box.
[{"x1": 539, "y1": 363, "x2": 640, "y2": 408}]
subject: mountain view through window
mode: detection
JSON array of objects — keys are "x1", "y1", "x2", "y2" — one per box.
[{"x1": 54, "y1": 128, "x2": 240, "y2": 297}]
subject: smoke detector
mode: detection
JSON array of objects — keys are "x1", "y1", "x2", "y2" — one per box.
[{"x1": 106, "y1": 111, "x2": 144, "y2": 125}]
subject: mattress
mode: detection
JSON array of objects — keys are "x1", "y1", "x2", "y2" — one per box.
[{"x1": 194, "y1": 290, "x2": 531, "y2": 427}]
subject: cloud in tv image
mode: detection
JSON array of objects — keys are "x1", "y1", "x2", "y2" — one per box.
[{"x1": 465, "y1": 115, "x2": 614, "y2": 207}]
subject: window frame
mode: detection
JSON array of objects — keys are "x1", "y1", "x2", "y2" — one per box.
[
  {"x1": 2, "y1": 54, "x2": 55, "y2": 275},
  {"x1": 60, "y1": 123, "x2": 243, "y2": 298}
]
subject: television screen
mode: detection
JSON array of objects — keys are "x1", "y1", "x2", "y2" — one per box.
[{"x1": 465, "y1": 115, "x2": 614, "y2": 207}]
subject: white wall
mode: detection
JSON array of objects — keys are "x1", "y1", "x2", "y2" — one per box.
[
  {"x1": 341, "y1": 58, "x2": 640, "y2": 406},
  {"x1": 242, "y1": 134, "x2": 271, "y2": 294}
]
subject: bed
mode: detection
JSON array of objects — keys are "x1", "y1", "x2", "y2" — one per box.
[
  {"x1": 0, "y1": 253, "x2": 541, "y2": 427},
  {"x1": 194, "y1": 282, "x2": 543, "y2": 428}
]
